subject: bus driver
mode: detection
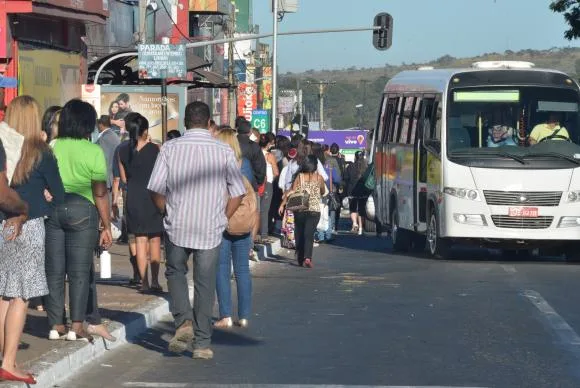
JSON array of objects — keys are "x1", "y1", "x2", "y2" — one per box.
[{"x1": 529, "y1": 113, "x2": 569, "y2": 145}]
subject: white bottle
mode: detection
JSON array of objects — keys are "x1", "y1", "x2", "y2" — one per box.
[{"x1": 99, "y1": 250, "x2": 112, "y2": 279}]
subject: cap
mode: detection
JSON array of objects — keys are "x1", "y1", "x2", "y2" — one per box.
[{"x1": 288, "y1": 148, "x2": 297, "y2": 159}]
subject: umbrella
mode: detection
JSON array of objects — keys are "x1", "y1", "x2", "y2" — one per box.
[{"x1": 0, "y1": 75, "x2": 17, "y2": 88}]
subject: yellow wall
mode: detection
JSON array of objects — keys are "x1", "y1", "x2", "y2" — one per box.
[{"x1": 18, "y1": 47, "x2": 81, "y2": 113}]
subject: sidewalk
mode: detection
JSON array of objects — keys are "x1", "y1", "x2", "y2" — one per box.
[{"x1": 0, "y1": 238, "x2": 281, "y2": 388}]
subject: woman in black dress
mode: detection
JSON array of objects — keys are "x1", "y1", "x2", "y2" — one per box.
[{"x1": 118, "y1": 113, "x2": 163, "y2": 293}]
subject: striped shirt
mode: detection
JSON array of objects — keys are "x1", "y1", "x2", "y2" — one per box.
[{"x1": 147, "y1": 129, "x2": 246, "y2": 250}]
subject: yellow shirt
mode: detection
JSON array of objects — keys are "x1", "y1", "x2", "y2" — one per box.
[{"x1": 529, "y1": 123, "x2": 569, "y2": 143}]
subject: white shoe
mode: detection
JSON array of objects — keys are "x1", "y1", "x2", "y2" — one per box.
[
  {"x1": 48, "y1": 329, "x2": 65, "y2": 340},
  {"x1": 214, "y1": 317, "x2": 233, "y2": 328},
  {"x1": 358, "y1": 228, "x2": 363, "y2": 235},
  {"x1": 66, "y1": 331, "x2": 77, "y2": 341}
]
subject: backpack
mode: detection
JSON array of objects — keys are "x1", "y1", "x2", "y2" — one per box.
[{"x1": 227, "y1": 177, "x2": 258, "y2": 236}]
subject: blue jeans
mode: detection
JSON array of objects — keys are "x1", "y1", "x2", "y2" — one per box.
[
  {"x1": 316, "y1": 210, "x2": 336, "y2": 241},
  {"x1": 216, "y1": 232, "x2": 252, "y2": 320}
]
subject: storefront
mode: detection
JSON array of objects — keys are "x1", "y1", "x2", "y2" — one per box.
[{"x1": 0, "y1": 0, "x2": 108, "y2": 109}]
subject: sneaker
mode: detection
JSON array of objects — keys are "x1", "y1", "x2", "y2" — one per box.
[
  {"x1": 168, "y1": 321, "x2": 194, "y2": 354},
  {"x1": 214, "y1": 317, "x2": 233, "y2": 328},
  {"x1": 358, "y1": 228, "x2": 363, "y2": 236},
  {"x1": 238, "y1": 319, "x2": 249, "y2": 328},
  {"x1": 192, "y1": 348, "x2": 214, "y2": 360},
  {"x1": 313, "y1": 242, "x2": 320, "y2": 248},
  {"x1": 48, "y1": 329, "x2": 66, "y2": 340}
]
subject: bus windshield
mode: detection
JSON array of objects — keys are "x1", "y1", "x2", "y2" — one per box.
[{"x1": 447, "y1": 86, "x2": 580, "y2": 165}]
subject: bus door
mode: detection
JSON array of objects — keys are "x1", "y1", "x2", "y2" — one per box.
[
  {"x1": 377, "y1": 96, "x2": 398, "y2": 226},
  {"x1": 384, "y1": 96, "x2": 403, "y2": 226},
  {"x1": 414, "y1": 96, "x2": 436, "y2": 233}
]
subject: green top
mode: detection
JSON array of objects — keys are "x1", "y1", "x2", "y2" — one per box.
[{"x1": 52, "y1": 138, "x2": 107, "y2": 204}]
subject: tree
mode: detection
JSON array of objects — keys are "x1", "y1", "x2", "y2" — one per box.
[{"x1": 550, "y1": 0, "x2": 580, "y2": 40}]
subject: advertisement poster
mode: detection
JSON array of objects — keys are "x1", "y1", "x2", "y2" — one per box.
[
  {"x1": 237, "y1": 83, "x2": 257, "y2": 122},
  {"x1": 18, "y1": 47, "x2": 82, "y2": 112},
  {"x1": 100, "y1": 86, "x2": 186, "y2": 143},
  {"x1": 278, "y1": 130, "x2": 367, "y2": 149}
]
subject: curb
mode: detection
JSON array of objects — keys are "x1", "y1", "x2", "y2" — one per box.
[{"x1": 3, "y1": 239, "x2": 282, "y2": 388}]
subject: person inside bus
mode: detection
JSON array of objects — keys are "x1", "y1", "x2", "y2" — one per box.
[
  {"x1": 487, "y1": 124, "x2": 517, "y2": 147},
  {"x1": 528, "y1": 113, "x2": 569, "y2": 145}
]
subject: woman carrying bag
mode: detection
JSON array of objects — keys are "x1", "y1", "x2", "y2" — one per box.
[{"x1": 279, "y1": 155, "x2": 327, "y2": 268}]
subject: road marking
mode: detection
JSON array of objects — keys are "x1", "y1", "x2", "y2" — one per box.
[
  {"x1": 523, "y1": 290, "x2": 580, "y2": 346},
  {"x1": 501, "y1": 265, "x2": 517, "y2": 273},
  {"x1": 123, "y1": 385, "x2": 487, "y2": 388}
]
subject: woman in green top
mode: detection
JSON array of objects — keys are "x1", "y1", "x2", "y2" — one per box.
[{"x1": 44, "y1": 100, "x2": 113, "y2": 342}]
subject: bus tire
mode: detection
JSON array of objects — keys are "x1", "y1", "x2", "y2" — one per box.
[
  {"x1": 391, "y1": 208, "x2": 411, "y2": 252},
  {"x1": 427, "y1": 210, "x2": 451, "y2": 259}
]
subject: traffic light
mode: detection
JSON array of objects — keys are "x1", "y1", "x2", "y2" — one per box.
[{"x1": 373, "y1": 13, "x2": 393, "y2": 51}]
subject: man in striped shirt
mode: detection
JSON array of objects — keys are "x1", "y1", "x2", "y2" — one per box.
[{"x1": 147, "y1": 101, "x2": 246, "y2": 360}]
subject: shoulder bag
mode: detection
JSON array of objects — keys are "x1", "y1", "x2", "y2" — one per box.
[
  {"x1": 227, "y1": 177, "x2": 258, "y2": 235},
  {"x1": 286, "y1": 173, "x2": 310, "y2": 212}
]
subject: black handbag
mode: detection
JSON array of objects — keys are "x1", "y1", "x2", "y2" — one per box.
[{"x1": 328, "y1": 167, "x2": 341, "y2": 211}]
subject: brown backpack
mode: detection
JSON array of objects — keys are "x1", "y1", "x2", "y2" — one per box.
[{"x1": 227, "y1": 177, "x2": 257, "y2": 236}]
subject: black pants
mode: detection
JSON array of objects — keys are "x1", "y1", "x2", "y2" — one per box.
[
  {"x1": 294, "y1": 211, "x2": 320, "y2": 265},
  {"x1": 45, "y1": 194, "x2": 99, "y2": 326}
]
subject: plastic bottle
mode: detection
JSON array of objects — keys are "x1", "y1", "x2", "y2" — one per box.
[{"x1": 99, "y1": 250, "x2": 112, "y2": 279}]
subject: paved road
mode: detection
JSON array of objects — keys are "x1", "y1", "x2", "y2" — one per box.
[{"x1": 62, "y1": 233, "x2": 580, "y2": 388}]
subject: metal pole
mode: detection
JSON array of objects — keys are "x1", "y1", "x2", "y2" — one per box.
[
  {"x1": 319, "y1": 83, "x2": 324, "y2": 130},
  {"x1": 271, "y1": 0, "x2": 279, "y2": 134},
  {"x1": 228, "y1": 4, "x2": 236, "y2": 125},
  {"x1": 161, "y1": 37, "x2": 169, "y2": 142}
]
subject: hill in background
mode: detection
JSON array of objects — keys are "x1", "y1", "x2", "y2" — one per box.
[{"x1": 278, "y1": 47, "x2": 580, "y2": 129}]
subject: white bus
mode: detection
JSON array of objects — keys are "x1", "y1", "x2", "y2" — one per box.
[{"x1": 368, "y1": 61, "x2": 580, "y2": 259}]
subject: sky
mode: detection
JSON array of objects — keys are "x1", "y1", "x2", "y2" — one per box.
[{"x1": 252, "y1": 0, "x2": 575, "y2": 73}]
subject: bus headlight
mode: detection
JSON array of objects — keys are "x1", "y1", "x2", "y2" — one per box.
[
  {"x1": 566, "y1": 191, "x2": 580, "y2": 202},
  {"x1": 444, "y1": 187, "x2": 481, "y2": 201}
]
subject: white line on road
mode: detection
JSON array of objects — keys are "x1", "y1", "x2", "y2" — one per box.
[
  {"x1": 523, "y1": 289, "x2": 580, "y2": 345},
  {"x1": 122, "y1": 384, "x2": 488, "y2": 388}
]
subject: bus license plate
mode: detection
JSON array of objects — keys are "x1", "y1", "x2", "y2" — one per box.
[{"x1": 508, "y1": 207, "x2": 538, "y2": 218}]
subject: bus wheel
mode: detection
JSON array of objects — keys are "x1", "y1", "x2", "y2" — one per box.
[
  {"x1": 427, "y1": 210, "x2": 451, "y2": 259},
  {"x1": 391, "y1": 208, "x2": 410, "y2": 252}
]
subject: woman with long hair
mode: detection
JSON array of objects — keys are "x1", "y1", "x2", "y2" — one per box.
[
  {"x1": 257, "y1": 133, "x2": 279, "y2": 243},
  {"x1": 118, "y1": 112, "x2": 163, "y2": 293},
  {"x1": 279, "y1": 155, "x2": 326, "y2": 268},
  {"x1": 45, "y1": 99, "x2": 113, "y2": 343},
  {"x1": 344, "y1": 151, "x2": 367, "y2": 235},
  {"x1": 0, "y1": 96, "x2": 65, "y2": 384},
  {"x1": 108, "y1": 100, "x2": 122, "y2": 136},
  {"x1": 213, "y1": 128, "x2": 253, "y2": 328}
]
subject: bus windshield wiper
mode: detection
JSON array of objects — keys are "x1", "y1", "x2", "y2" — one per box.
[
  {"x1": 523, "y1": 152, "x2": 580, "y2": 165},
  {"x1": 449, "y1": 150, "x2": 526, "y2": 164}
]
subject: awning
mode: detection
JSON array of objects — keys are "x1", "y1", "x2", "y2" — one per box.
[
  {"x1": 192, "y1": 69, "x2": 229, "y2": 87},
  {"x1": 0, "y1": 76, "x2": 18, "y2": 88},
  {"x1": 88, "y1": 50, "x2": 231, "y2": 88},
  {"x1": 32, "y1": 3, "x2": 107, "y2": 24}
]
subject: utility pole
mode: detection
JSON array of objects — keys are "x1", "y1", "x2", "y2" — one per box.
[
  {"x1": 228, "y1": 1, "x2": 236, "y2": 125},
  {"x1": 139, "y1": 0, "x2": 147, "y2": 43},
  {"x1": 271, "y1": 0, "x2": 279, "y2": 133},
  {"x1": 360, "y1": 79, "x2": 369, "y2": 129},
  {"x1": 307, "y1": 80, "x2": 335, "y2": 130}
]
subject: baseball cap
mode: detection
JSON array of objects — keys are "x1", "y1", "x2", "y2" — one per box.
[{"x1": 288, "y1": 148, "x2": 297, "y2": 159}]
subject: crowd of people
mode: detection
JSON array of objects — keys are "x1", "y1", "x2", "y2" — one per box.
[{"x1": 0, "y1": 97, "x2": 371, "y2": 381}]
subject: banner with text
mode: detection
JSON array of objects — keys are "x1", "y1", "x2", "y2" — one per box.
[
  {"x1": 237, "y1": 83, "x2": 257, "y2": 122},
  {"x1": 277, "y1": 130, "x2": 367, "y2": 149}
]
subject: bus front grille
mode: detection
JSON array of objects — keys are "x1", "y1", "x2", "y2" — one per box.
[
  {"x1": 484, "y1": 191, "x2": 562, "y2": 207},
  {"x1": 491, "y1": 215, "x2": 554, "y2": 229}
]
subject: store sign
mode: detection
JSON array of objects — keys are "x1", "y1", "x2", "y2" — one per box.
[
  {"x1": 251, "y1": 110, "x2": 270, "y2": 133},
  {"x1": 137, "y1": 44, "x2": 186, "y2": 79},
  {"x1": 189, "y1": 0, "x2": 230, "y2": 12},
  {"x1": 277, "y1": 130, "x2": 367, "y2": 149},
  {"x1": 237, "y1": 83, "x2": 257, "y2": 121}
]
